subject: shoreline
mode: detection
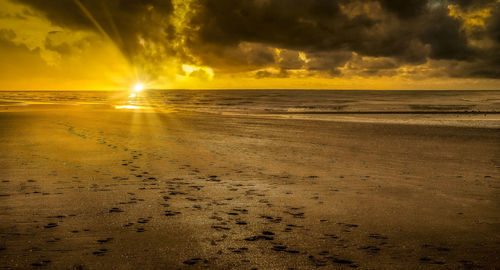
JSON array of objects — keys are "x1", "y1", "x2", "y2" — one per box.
[{"x1": 1, "y1": 103, "x2": 500, "y2": 129}]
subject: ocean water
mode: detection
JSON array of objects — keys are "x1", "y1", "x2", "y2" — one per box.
[{"x1": 1, "y1": 90, "x2": 499, "y2": 127}]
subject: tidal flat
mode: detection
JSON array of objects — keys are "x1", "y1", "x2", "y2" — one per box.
[{"x1": 0, "y1": 90, "x2": 499, "y2": 269}]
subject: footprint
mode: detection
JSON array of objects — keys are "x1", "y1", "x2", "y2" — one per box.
[
  {"x1": 284, "y1": 211, "x2": 305, "y2": 218},
  {"x1": 109, "y1": 207, "x2": 124, "y2": 213},
  {"x1": 31, "y1": 260, "x2": 51, "y2": 267},
  {"x1": 271, "y1": 245, "x2": 298, "y2": 253},
  {"x1": 359, "y1": 245, "x2": 381, "y2": 254},
  {"x1": 137, "y1": 217, "x2": 151, "y2": 224},
  {"x1": 165, "y1": 211, "x2": 181, "y2": 216},
  {"x1": 232, "y1": 208, "x2": 248, "y2": 214},
  {"x1": 230, "y1": 247, "x2": 248, "y2": 254},
  {"x1": 92, "y1": 249, "x2": 108, "y2": 256},
  {"x1": 244, "y1": 235, "x2": 273, "y2": 241},
  {"x1": 211, "y1": 225, "x2": 230, "y2": 231},
  {"x1": 44, "y1": 223, "x2": 58, "y2": 229},
  {"x1": 368, "y1": 233, "x2": 387, "y2": 240},
  {"x1": 329, "y1": 257, "x2": 358, "y2": 268},
  {"x1": 97, "y1": 238, "x2": 113, "y2": 244},
  {"x1": 272, "y1": 245, "x2": 287, "y2": 251},
  {"x1": 419, "y1": 257, "x2": 444, "y2": 265},
  {"x1": 183, "y1": 258, "x2": 203, "y2": 265}
]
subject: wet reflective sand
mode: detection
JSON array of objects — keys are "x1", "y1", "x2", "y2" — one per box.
[{"x1": 0, "y1": 91, "x2": 499, "y2": 269}]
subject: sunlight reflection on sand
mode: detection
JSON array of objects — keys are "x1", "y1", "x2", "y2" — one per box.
[{"x1": 115, "y1": 105, "x2": 141, "y2": 110}]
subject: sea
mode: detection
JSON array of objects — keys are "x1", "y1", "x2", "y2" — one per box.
[{"x1": 1, "y1": 90, "x2": 499, "y2": 128}]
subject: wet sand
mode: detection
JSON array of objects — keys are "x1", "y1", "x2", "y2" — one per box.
[{"x1": 0, "y1": 109, "x2": 499, "y2": 269}]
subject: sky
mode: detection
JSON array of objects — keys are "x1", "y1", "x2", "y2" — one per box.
[{"x1": 0, "y1": 0, "x2": 499, "y2": 90}]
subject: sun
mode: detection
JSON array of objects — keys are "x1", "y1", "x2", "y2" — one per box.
[{"x1": 133, "y1": 82, "x2": 145, "y2": 92}]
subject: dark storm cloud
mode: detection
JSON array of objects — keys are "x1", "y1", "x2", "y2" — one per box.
[
  {"x1": 13, "y1": 0, "x2": 174, "y2": 66},
  {"x1": 191, "y1": 0, "x2": 436, "y2": 60},
  {"x1": 13, "y1": 0, "x2": 173, "y2": 35},
  {"x1": 190, "y1": 0, "x2": 499, "y2": 77},
  {"x1": 487, "y1": 4, "x2": 500, "y2": 42},
  {"x1": 278, "y1": 50, "x2": 304, "y2": 69},
  {"x1": 378, "y1": 0, "x2": 428, "y2": 18},
  {"x1": 419, "y1": 7, "x2": 473, "y2": 60},
  {"x1": 13, "y1": 0, "x2": 500, "y2": 78},
  {"x1": 306, "y1": 50, "x2": 352, "y2": 75},
  {"x1": 193, "y1": 0, "x2": 362, "y2": 51},
  {"x1": 255, "y1": 68, "x2": 289, "y2": 79},
  {"x1": 450, "y1": 0, "x2": 497, "y2": 8}
]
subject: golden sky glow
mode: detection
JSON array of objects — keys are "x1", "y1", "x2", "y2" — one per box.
[{"x1": 0, "y1": 0, "x2": 499, "y2": 90}]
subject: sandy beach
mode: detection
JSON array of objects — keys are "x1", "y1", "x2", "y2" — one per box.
[
  {"x1": 0, "y1": 106, "x2": 499, "y2": 269},
  {"x1": 2, "y1": 0, "x2": 500, "y2": 267}
]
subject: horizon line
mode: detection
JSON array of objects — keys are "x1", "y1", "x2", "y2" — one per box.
[{"x1": 1, "y1": 89, "x2": 499, "y2": 91}]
